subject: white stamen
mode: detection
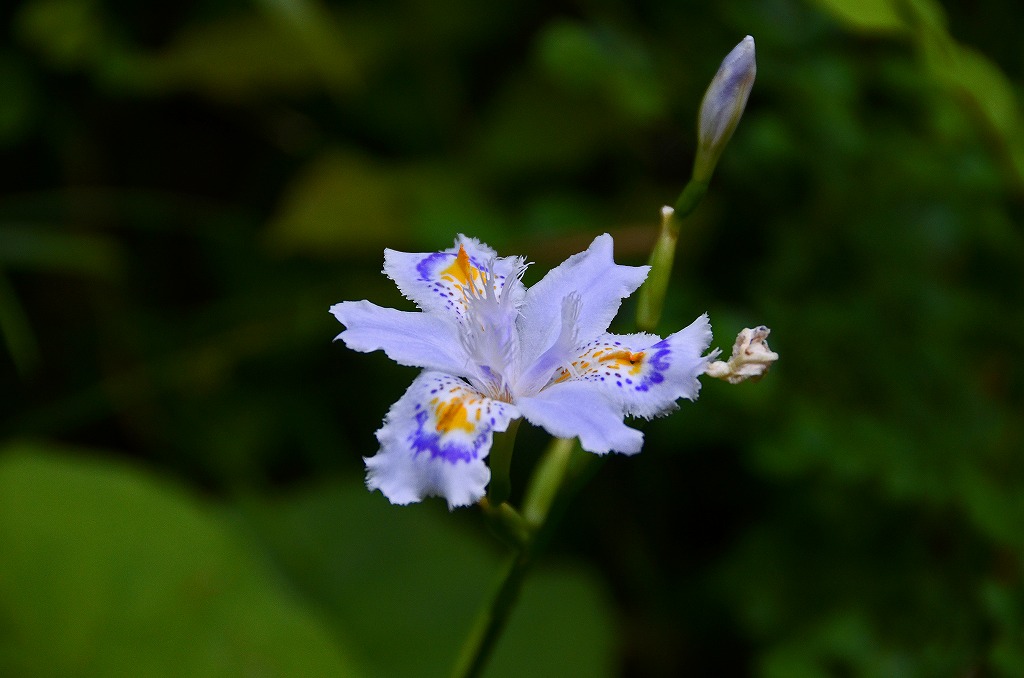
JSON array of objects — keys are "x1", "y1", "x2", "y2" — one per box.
[
  {"x1": 457, "y1": 258, "x2": 528, "y2": 401},
  {"x1": 515, "y1": 292, "x2": 584, "y2": 394}
]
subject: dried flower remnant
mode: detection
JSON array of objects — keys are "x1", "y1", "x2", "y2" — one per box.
[{"x1": 705, "y1": 326, "x2": 778, "y2": 384}]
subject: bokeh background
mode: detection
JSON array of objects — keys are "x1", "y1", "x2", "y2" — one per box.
[{"x1": 2, "y1": 0, "x2": 1023, "y2": 675}]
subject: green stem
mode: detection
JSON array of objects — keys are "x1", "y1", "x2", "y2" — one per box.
[
  {"x1": 635, "y1": 211, "x2": 679, "y2": 333},
  {"x1": 479, "y1": 498, "x2": 531, "y2": 549},
  {"x1": 486, "y1": 418, "x2": 521, "y2": 506},
  {"x1": 521, "y1": 437, "x2": 576, "y2": 527},
  {"x1": 636, "y1": 177, "x2": 711, "y2": 332},
  {"x1": 673, "y1": 177, "x2": 708, "y2": 220},
  {"x1": 456, "y1": 437, "x2": 581, "y2": 678},
  {"x1": 450, "y1": 550, "x2": 532, "y2": 678}
]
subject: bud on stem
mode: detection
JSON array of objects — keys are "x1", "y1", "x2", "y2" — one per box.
[
  {"x1": 636, "y1": 36, "x2": 756, "y2": 332},
  {"x1": 694, "y1": 35, "x2": 756, "y2": 183}
]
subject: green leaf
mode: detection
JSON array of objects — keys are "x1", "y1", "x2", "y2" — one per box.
[
  {"x1": 263, "y1": 152, "x2": 408, "y2": 256},
  {"x1": 253, "y1": 0, "x2": 356, "y2": 95},
  {"x1": 808, "y1": 0, "x2": 906, "y2": 32},
  {"x1": 0, "y1": 445, "x2": 362, "y2": 678},
  {"x1": 812, "y1": 0, "x2": 1024, "y2": 189},
  {"x1": 14, "y1": 0, "x2": 108, "y2": 70},
  {"x1": 238, "y1": 480, "x2": 616, "y2": 677},
  {"x1": 0, "y1": 224, "x2": 121, "y2": 277},
  {"x1": 534, "y1": 20, "x2": 665, "y2": 123},
  {"x1": 920, "y1": 40, "x2": 1024, "y2": 188},
  {"x1": 145, "y1": 11, "x2": 356, "y2": 100}
]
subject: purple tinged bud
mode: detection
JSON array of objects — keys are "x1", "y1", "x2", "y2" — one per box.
[{"x1": 694, "y1": 36, "x2": 756, "y2": 182}]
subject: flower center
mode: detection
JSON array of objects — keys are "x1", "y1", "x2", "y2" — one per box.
[{"x1": 451, "y1": 245, "x2": 525, "y2": 402}]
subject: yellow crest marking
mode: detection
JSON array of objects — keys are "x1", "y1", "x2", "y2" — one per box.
[
  {"x1": 599, "y1": 350, "x2": 646, "y2": 375},
  {"x1": 434, "y1": 398, "x2": 475, "y2": 434},
  {"x1": 440, "y1": 244, "x2": 480, "y2": 293}
]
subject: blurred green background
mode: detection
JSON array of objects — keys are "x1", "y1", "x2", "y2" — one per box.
[{"x1": 1, "y1": 0, "x2": 1022, "y2": 675}]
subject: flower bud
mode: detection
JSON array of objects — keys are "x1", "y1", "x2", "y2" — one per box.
[{"x1": 694, "y1": 36, "x2": 756, "y2": 182}]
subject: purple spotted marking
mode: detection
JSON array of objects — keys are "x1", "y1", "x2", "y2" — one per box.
[
  {"x1": 408, "y1": 409, "x2": 489, "y2": 464},
  {"x1": 636, "y1": 339, "x2": 672, "y2": 392},
  {"x1": 415, "y1": 252, "x2": 450, "y2": 280},
  {"x1": 415, "y1": 249, "x2": 490, "y2": 282}
]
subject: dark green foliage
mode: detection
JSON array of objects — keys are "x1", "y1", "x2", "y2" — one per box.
[{"x1": 1, "y1": 0, "x2": 1022, "y2": 675}]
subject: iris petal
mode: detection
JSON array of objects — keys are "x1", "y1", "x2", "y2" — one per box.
[
  {"x1": 562, "y1": 314, "x2": 715, "y2": 419},
  {"x1": 383, "y1": 235, "x2": 526, "y2": 320},
  {"x1": 366, "y1": 371, "x2": 520, "y2": 509},
  {"x1": 331, "y1": 301, "x2": 470, "y2": 376},
  {"x1": 517, "y1": 234, "x2": 649, "y2": 370},
  {"x1": 516, "y1": 382, "x2": 644, "y2": 455}
]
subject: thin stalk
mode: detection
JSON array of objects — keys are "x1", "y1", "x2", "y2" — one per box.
[
  {"x1": 450, "y1": 550, "x2": 532, "y2": 678},
  {"x1": 636, "y1": 176, "x2": 711, "y2": 332},
  {"x1": 673, "y1": 177, "x2": 709, "y2": 220},
  {"x1": 486, "y1": 419, "x2": 521, "y2": 506},
  {"x1": 521, "y1": 437, "x2": 576, "y2": 527},
  {"x1": 454, "y1": 437, "x2": 581, "y2": 678}
]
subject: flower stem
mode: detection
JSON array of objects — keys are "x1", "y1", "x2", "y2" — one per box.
[
  {"x1": 522, "y1": 437, "x2": 576, "y2": 527},
  {"x1": 479, "y1": 497, "x2": 530, "y2": 549},
  {"x1": 450, "y1": 550, "x2": 532, "y2": 678},
  {"x1": 673, "y1": 177, "x2": 709, "y2": 220},
  {"x1": 635, "y1": 177, "x2": 710, "y2": 333},
  {"x1": 636, "y1": 207, "x2": 680, "y2": 333},
  {"x1": 486, "y1": 418, "x2": 521, "y2": 507},
  {"x1": 455, "y1": 437, "x2": 581, "y2": 678}
]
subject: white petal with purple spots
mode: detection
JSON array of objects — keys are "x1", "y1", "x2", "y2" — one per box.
[
  {"x1": 559, "y1": 314, "x2": 715, "y2": 419},
  {"x1": 383, "y1": 235, "x2": 526, "y2": 320},
  {"x1": 366, "y1": 371, "x2": 519, "y2": 509}
]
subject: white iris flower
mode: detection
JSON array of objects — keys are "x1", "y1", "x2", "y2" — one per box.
[{"x1": 331, "y1": 234, "x2": 715, "y2": 508}]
